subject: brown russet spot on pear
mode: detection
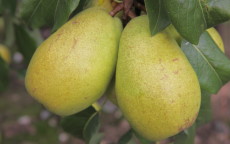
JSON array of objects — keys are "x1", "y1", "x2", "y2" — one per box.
[
  {"x1": 116, "y1": 16, "x2": 201, "y2": 141},
  {"x1": 25, "y1": 8, "x2": 122, "y2": 116}
]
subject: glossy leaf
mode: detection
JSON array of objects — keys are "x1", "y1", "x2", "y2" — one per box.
[
  {"x1": 196, "y1": 89, "x2": 212, "y2": 127},
  {"x1": 181, "y1": 31, "x2": 230, "y2": 94},
  {"x1": 14, "y1": 24, "x2": 38, "y2": 65},
  {"x1": 118, "y1": 130, "x2": 133, "y2": 144},
  {"x1": 19, "y1": 0, "x2": 80, "y2": 30},
  {"x1": 83, "y1": 112, "x2": 100, "y2": 142},
  {"x1": 164, "y1": 0, "x2": 207, "y2": 44},
  {"x1": 144, "y1": 0, "x2": 170, "y2": 35},
  {"x1": 61, "y1": 106, "x2": 96, "y2": 139},
  {"x1": 174, "y1": 124, "x2": 196, "y2": 144},
  {"x1": 0, "y1": 57, "x2": 9, "y2": 92},
  {"x1": 202, "y1": 0, "x2": 230, "y2": 27}
]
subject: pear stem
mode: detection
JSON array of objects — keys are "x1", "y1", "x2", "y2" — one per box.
[
  {"x1": 123, "y1": 0, "x2": 134, "y2": 18},
  {"x1": 134, "y1": 1, "x2": 146, "y2": 12},
  {"x1": 109, "y1": 0, "x2": 136, "y2": 18},
  {"x1": 109, "y1": 3, "x2": 123, "y2": 17}
]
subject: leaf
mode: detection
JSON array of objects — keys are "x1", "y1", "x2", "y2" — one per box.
[
  {"x1": 14, "y1": 24, "x2": 38, "y2": 65},
  {"x1": 174, "y1": 124, "x2": 196, "y2": 144},
  {"x1": 4, "y1": 14, "x2": 15, "y2": 47},
  {"x1": 69, "y1": 0, "x2": 91, "y2": 18},
  {"x1": 0, "y1": 57, "x2": 9, "y2": 92},
  {"x1": 181, "y1": 31, "x2": 230, "y2": 94},
  {"x1": 19, "y1": 0, "x2": 80, "y2": 30},
  {"x1": 61, "y1": 106, "x2": 96, "y2": 139},
  {"x1": 164, "y1": 0, "x2": 207, "y2": 44},
  {"x1": 0, "y1": 0, "x2": 17, "y2": 15},
  {"x1": 196, "y1": 89, "x2": 212, "y2": 127},
  {"x1": 118, "y1": 130, "x2": 133, "y2": 144},
  {"x1": 89, "y1": 133, "x2": 104, "y2": 144},
  {"x1": 52, "y1": 0, "x2": 81, "y2": 31},
  {"x1": 144, "y1": 0, "x2": 170, "y2": 35},
  {"x1": 202, "y1": 0, "x2": 230, "y2": 28},
  {"x1": 134, "y1": 131, "x2": 153, "y2": 144},
  {"x1": 83, "y1": 112, "x2": 101, "y2": 143}
]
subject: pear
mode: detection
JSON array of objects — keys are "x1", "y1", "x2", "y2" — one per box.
[
  {"x1": 166, "y1": 25, "x2": 225, "y2": 52},
  {"x1": 165, "y1": 25, "x2": 182, "y2": 44},
  {"x1": 90, "y1": 0, "x2": 113, "y2": 12},
  {"x1": 116, "y1": 15, "x2": 201, "y2": 141},
  {"x1": 0, "y1": 44, "x2": 10, "y2": 64},
  {"x1": 206, "y1": 27, "x2": 224, "y2": 52},
  {"x1": 104, "y1": 76, "x2": 118, "y2": 105},
  {"x1": 25, "y1": 8, "x2": 122, "y2": 116}
]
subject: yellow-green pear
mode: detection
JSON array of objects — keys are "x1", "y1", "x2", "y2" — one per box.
[
  {"x1": 104, "y1": 77, "x2": 118, "y2": 105},
  {"x1": 206, "y1": 27, "x2": 224, "y2": 52},
  {"x1": 165, "y1": 25, "x2": 182, "y2": 44},
  {"x1": 116, "y1": 15, "x2": 201, "y2": 141},
  {"x1": 88, "y1": 0, "x2": 113, "y2": 12},
  {"x1": 0, "y1": 44, "x2": 10, "y2": 64},
  {"x1": 25, "y1": 8, "x2": 122, "y2": 116}
]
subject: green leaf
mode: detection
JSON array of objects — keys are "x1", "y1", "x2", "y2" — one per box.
[
  {"x1": 61, "y1": 106, "x2": 96, "y2": 139},
  {"x1": 174, "y1": 124, "x2": 196, "y2": 144},
  {"x1": 164, "y1": 0, "x2": 207, "y2": 44},
  {"x1": 181, "y1": 31, "x2": 230, "y2": 94},
  {"x1": 19, "y1": 0, "x2": 80, "y2": 29},
  {"x1": 69, "y1": 0, "x2": 91, "y2": 18},
  {"x1": 202, "y1": 0, "x2": 230, "y2": 27},
  {"x1": 118, "y1": 130, "x2": 133, "y2": 144},
  {"x1": 0, "y1": 57, "x2": 9, "y2": 92},
  {"x1": 83, "y1": 112, "x2": 100, "y2": 143},
  {"x1": 52, "y1": 0, "x2": 80, "y2": 31},
  {"x1": 144, "y1": 0, "x2": 170, "y2": 35},
  {"x1": 14, "y1": 24, "x2": 38, "y2": 65},
  {"x1": 134, "y1": 131, "x2": 153, "y2": 144},
  {"x1": 89, "y1": 133, "x2": 104, "y2": 144},
  {"x1": 0, "y1": 0, "x2": 17, "y2": 15},
  {"x1": 196, "y1": 89, "x2": 211, "y2": 127},
  {"x1": 3, "y1": 14, "x2": 15, "y2": 47}
]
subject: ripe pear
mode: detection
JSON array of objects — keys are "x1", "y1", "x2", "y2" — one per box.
[
  {"x1": 116, "y1": 15, "x2": 201, "y2": 141},
  {"x1": 206, "y1": 27, "x2": 224, "y2": 52},
  {"x1": 88, "y1": 0, "x2": 113, "y2": 12},
  {"x1": 0, "y1": 44, "x2": 10, "y2": 64},
  {"x1": 25, "y1": 8, "x2": 122, "y2": 116},
  {"x1": 165, "y1": 25, "x2": 182, "y2": 44},
  {"x1": 104, "y1": 76, "x2": 118, "y2": 105},
  {"x1": 166, "y1": 25, "x2": 225, "y2": 52}
]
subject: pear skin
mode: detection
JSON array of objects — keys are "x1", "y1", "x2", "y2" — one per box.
[
  {"x1": 25, "y1": 8, "x2": 122, "y2": 116},
  {"x1": 206, "y1": 27, "x2": 224, "y2": 52},
  {"x1": 165, "y1": 25, "x2": 182, "y2": 44},
  {"x1": 88, "y1": 0, "x2": 113, "y2": 12},
  {"x1": 116, "y1": 15, "x2": 201, "y2": 141}
]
